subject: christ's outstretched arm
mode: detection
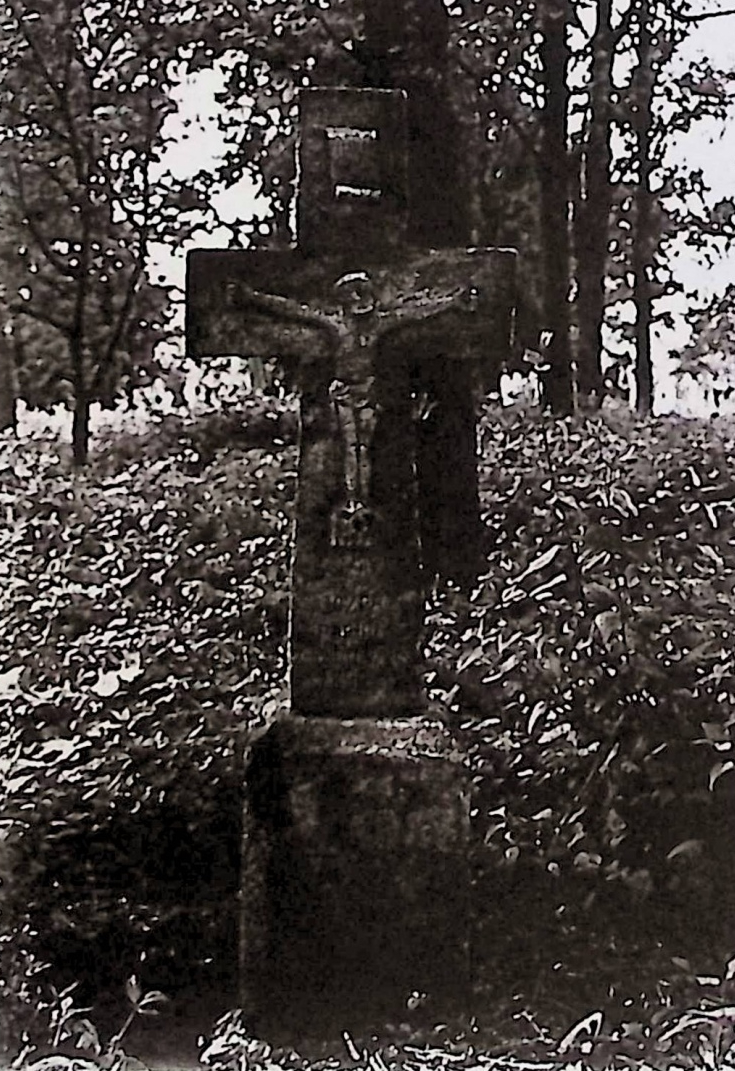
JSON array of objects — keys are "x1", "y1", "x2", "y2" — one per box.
[
  {"x1": 381, "y1": 284, "x2": 475, "y2": 330},
  {"x1": 227, "y1": 283, "x2": 341, "y2": 334}
]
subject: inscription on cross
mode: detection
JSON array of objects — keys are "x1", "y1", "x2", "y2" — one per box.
[{"x1": 187, "y1": 88, "x2": 516, "y2": 719}]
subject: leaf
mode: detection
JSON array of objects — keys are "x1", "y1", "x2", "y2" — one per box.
[
  {"x1": 0, "y1": 665, "x2": 24, "y2": 697},
  {"x1": 703, "y1": 502, "x2": 719, "y2": 528},
  {"x1": 667, "y1": 839, "x2": 704, "y2": 861},
  {"x1": 457, "y1": 644, "x2": 484, "y2": 673},
  {"x1": 611, "y1": 487, "x2": 639, "y2": 517},
  {"x1": 574, "y1": 851, "x2": 602, "y2": 871},
  {"x1": 118, "y1": 653, "x2": 143, "y2": 683},
  {"x1": 586, "y1": 581, "x2": 617, "y2": 607},
  {"x1": 527, "y1": 701, "x2": 547, "y2": 736},
  {"x1": 125, "y1": 975, "x2": 142, "y2": 1006},
  {"x1": 701, "y1": 722, "x2": 730, "y2": 743},
  {"x1": 343, "y1": 1032, "x2": 362, "y2": 1062},
  {"x1": 595, "y1": 610, "x2": 621, "y2": 649},
  {"x1": 557, "y1": 1011, "x2": 604, "y2": 1054},
  {"x1": 527, "y1": 572, "x2": 567, "y2": 600},
  {"x1": 73, "y1": 1018, "x2": 101, "y2": 1056},
  {"x1": 91, "y1": 669, "x2": 121, "y2": 698},
  {"x1": 709, "y1": 761, "x2": 735, "y2": 791},
  {"x1": 514, "y1": 544, "x2": 563, "y2": 585},
  {"x1": 32, "y1": 738, "x2": 90, "y2": 764},
  {"x1": 659, "y1": 1007, "x2": 735, "y2": 1044},
  {"x1": 137, "y1": 989, "x2": 169, "y2": 1014},
  {"x1": 700, "y1": 545, "x2": 724, "y2": 566}
]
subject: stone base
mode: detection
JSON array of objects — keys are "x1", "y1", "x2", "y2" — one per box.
[{"x1": 240, "y1": 715, "x2": 471, "y2": 1038}]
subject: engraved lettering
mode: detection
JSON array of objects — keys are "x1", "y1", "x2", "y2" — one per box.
[
  {"x1": 325, "y1": 126, "x2": 379, "y2": 141},
  {"x1": 334, "y1": 184, "x2": 382, "y2": 200}
]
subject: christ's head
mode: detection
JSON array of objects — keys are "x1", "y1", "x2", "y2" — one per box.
[{"x1": 334, "y1": 271, "x2": 376, "y2": 315}]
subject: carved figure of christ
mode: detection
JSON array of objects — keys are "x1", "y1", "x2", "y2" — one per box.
[{"x1": 230, "y1": 268, "x2": 475, "y2": 538}]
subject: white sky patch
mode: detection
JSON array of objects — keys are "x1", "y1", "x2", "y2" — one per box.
[
  {"x1": 152, "y1": 64, "x2": 270, "y2": 290},
  {"x1": 656, "y1": 9, "x2": 735, "y2": 415}
]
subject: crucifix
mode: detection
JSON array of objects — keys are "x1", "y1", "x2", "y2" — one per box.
[
  {"x1": 188, "y1": 88, "x2": 515, "y2": 719},
  {"x1": 226, "y1": 266, "x2": 477, "y2": 543},
  {"x1": 187, "y1": 81, "x2": 516, "y2": 1037}
]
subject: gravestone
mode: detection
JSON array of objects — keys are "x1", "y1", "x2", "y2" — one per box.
[{"x1": 186, "y1": 24, "x2": 516, "y2": 1039}]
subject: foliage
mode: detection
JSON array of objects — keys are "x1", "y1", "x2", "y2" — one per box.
[
  {"x1": 676, "y1": 284, "x2": 735, "y2": 410},
  {"x1": 555, "y1": 954, "x2": 735, "y2": 1070},
  {"x1": 198, "y1": 1012, "x2": 489, "y2": 1071},
  {"x1": 0, "y1": 393, "x2": 296, "y2": 1025},
  {"x1": 199, "y1": 980, "x2": 735, "y2": 1071},
  {"x1": 4, "y1": 399, "x2": 735, "y2": 1053},
  {"x1": 0, "y1": 0, "x2": 252, "y2": 462},
  {"x1": 7, "y1": 968, "x2": 167, "y2": 1071},
  {"x1": 427, "y1": 401, "x2": 735, "y2": 952},
  {"x1": 193, "y1": 0, "x2": 735, "y2": 413}
]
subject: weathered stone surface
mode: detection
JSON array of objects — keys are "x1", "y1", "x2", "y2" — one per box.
[
  {"x1": 186, "y1": 246, "x2": 516, "y2": 366},
  {"x1": 297, "y1": 89, "x2": 408, "y2": 256},
  {"x1": 362, "y1": 0, "x2": 464, "y2": 246},
  {"x1": 291, "y1": 354, "x2": 423, "y2": 717},
  {"x1": 241, "y1": 715, "x2": 471, "y2": 1037},
  {"x1": 187, "y1": 246, "x2": 515, "y2": 713},
  {"x1": 184, "y1": 53, "x2": 518, "y2": 1032}
]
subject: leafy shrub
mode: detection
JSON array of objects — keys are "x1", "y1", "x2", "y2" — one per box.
[
  {"x1": 555, "y1": 954, "x2": 735, "y2": 1070},
  {"x1": 428, "y1": 402, "x2": 735, "y2": 973},
  {"x1": 0, "y1": 397, "x2": 295, "y2": 1023},
  {"x1": 3, "y1": 398, "x2": 735, "y2": 1044},
  {"x1": 5, "y1": 969, "x2": 168, "y2": 1071}
]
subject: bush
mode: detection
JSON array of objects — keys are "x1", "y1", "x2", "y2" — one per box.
[
  {"x1": 428, "y1": 402, "x2": 735, "y2": 973},
  {"x1": 3, "y1": 399, "x2": 735, "y2": 1047},
  {"x1": 0, "y1": 397, "x2": 295, "y2": 1035}
]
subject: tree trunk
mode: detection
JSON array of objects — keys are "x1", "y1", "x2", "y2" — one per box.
[
  {"x1": 632, "y1": 4, "x2": 655, "y2": 414},
  {"x1": 364, "y1": 0, "x2": 481, "y2": 586},
  {"x1": 72, "y1": 386, "x2": 90, "y2": 466},
  {"x1": 70, "y1": 327, "x2": 90, "y2": 466},
  {"x1": 633, "y1": 218, "x2": 653, "y2": 413},
  {"x1": 575, "y1": 0, "x2": 614, "y2": 400},
  {"x1": 0, "y1": 343, "x2": 17, "y2": 432},
  {"x1": 539, "y1": 0, "x2": 573, "y2": 412}
]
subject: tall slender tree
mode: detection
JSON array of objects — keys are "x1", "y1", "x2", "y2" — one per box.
[
  {"x1": 0, "y1": 0, "x2": 240, "y2": 461},
  {"x1": 539, "y1": 0, "x2": 574, "y2": 411},
  {"x1": 573, "y1": 0, "x2": 616, "y2": 400},
  {"x1": 630, "y1": 0, "x2": 656, "y2": 413}
]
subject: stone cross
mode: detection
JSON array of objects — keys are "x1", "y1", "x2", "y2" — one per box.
[{"x1": 186, "y1": 86, "x2": 516, "y2": 1037}]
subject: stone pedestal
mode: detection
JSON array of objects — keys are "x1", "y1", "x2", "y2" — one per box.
[{"x1": 240, "y1": 715, "x2": 471, "y2": 1038}]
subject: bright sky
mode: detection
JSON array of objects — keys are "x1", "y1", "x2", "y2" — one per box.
[{"x1": 657, "y1": 8, "x2": 735, "y2": 414}]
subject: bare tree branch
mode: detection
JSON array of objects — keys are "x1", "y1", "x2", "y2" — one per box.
[
  {"x1": 10, "y1": 159, "x2": 80, "y2": 278},
  {"x1": 93, "y1": 28, "x2": 157, "y2": 394},
  {"x1": 9, "y1": 303, "x2": 71, "y2": 337},
  {"x1": 675, "y1": 5, "x2": 735, "y2": 20}
]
